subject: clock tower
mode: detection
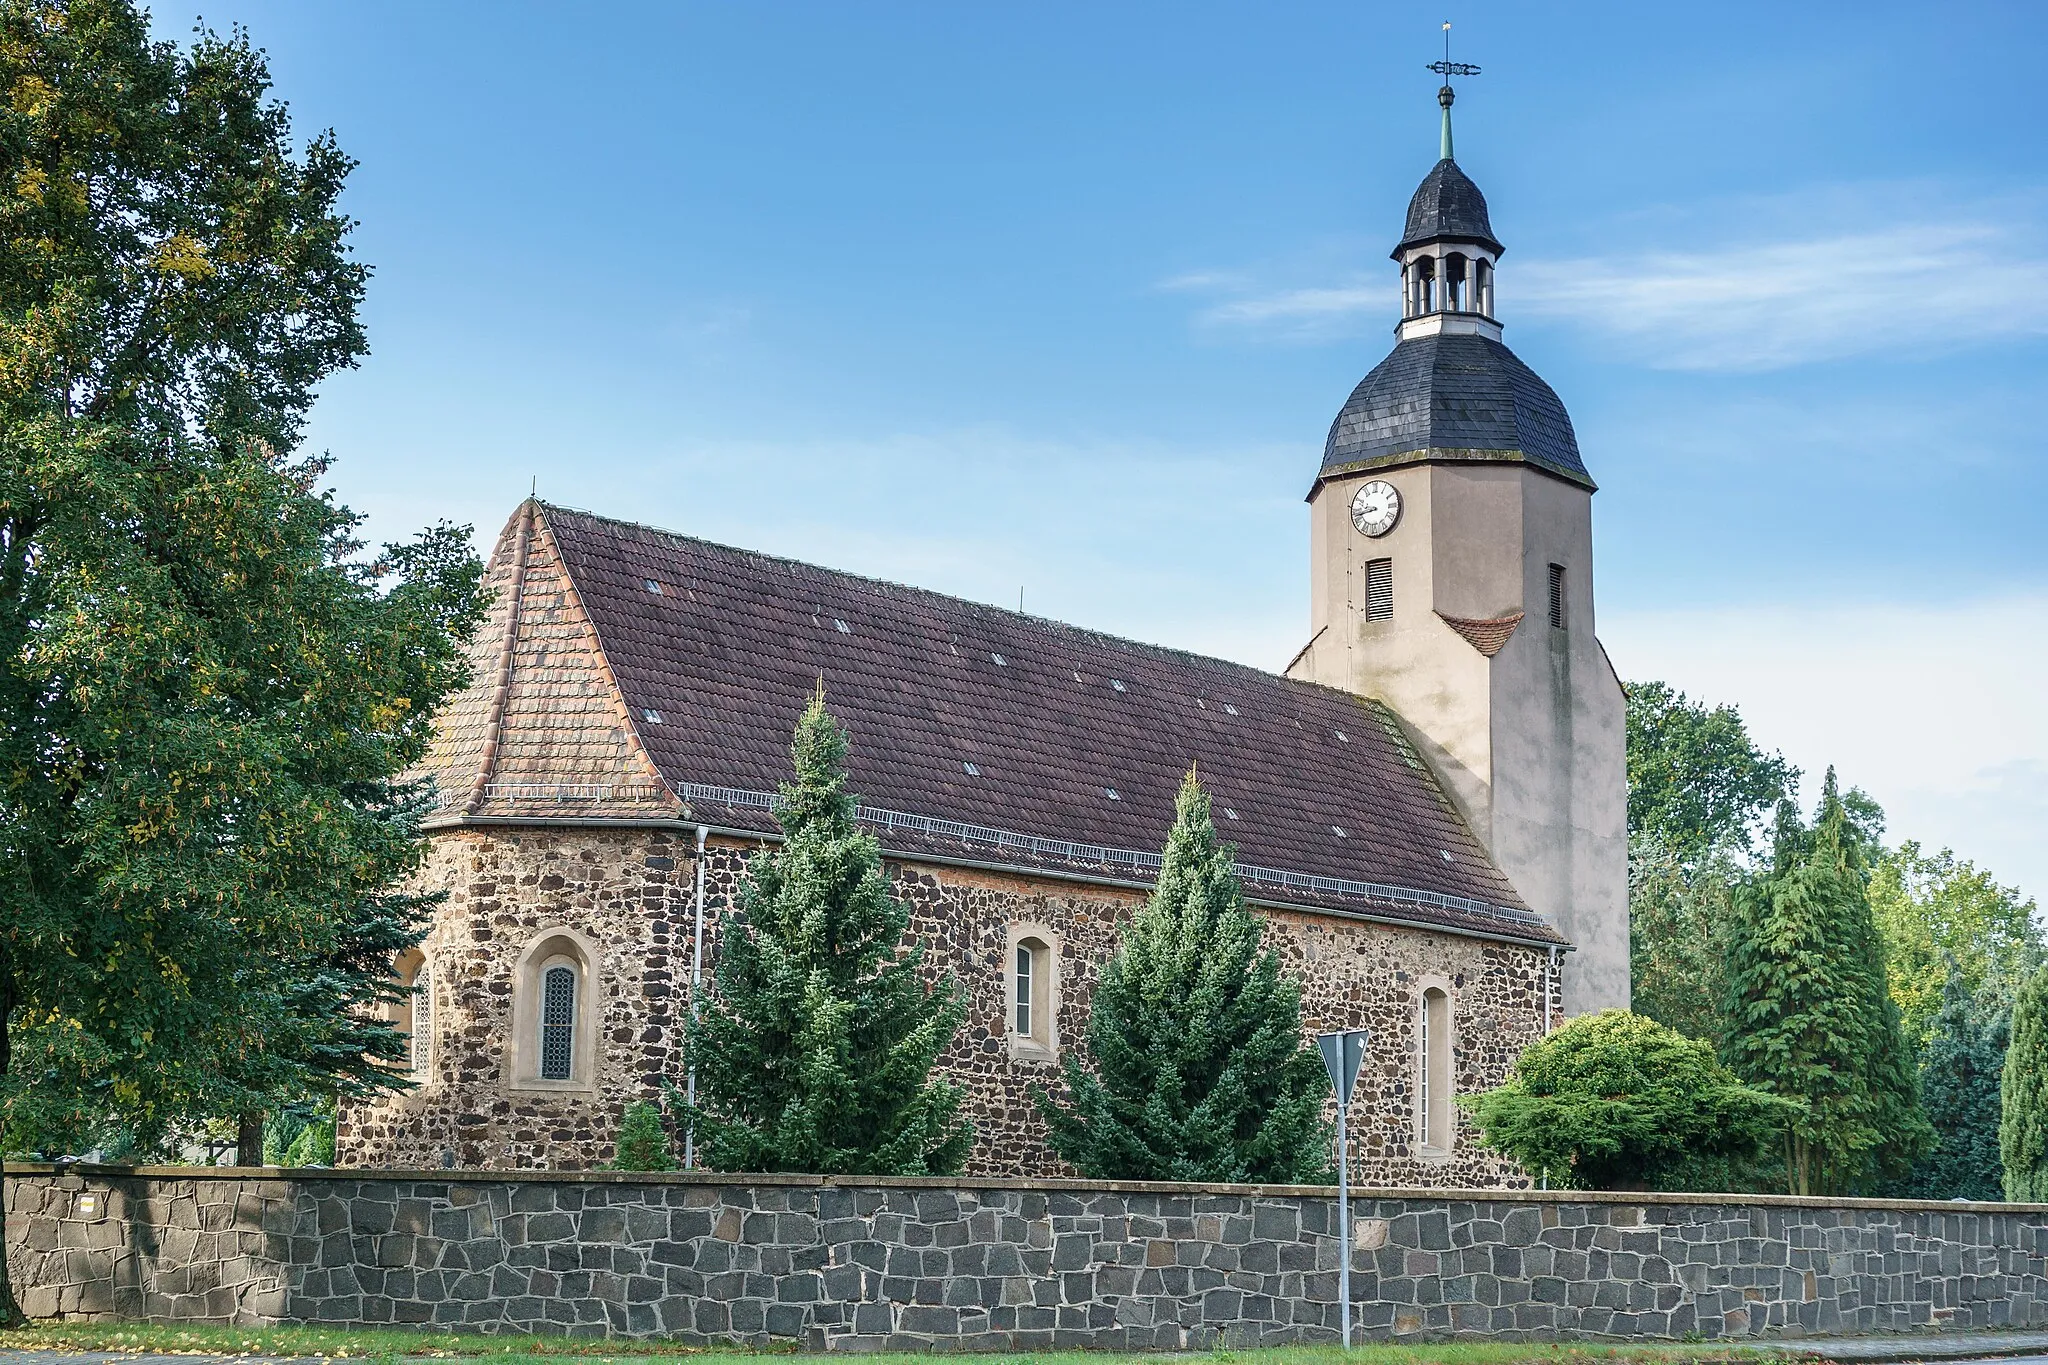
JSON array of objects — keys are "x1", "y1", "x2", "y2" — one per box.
[{"x1": 1286, "y1": 79, "x2": 1628, "y2": 1016}]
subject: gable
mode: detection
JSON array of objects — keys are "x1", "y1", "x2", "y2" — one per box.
[{"x1": 416, "y1": 502, "x2": 677, "y2": 824}]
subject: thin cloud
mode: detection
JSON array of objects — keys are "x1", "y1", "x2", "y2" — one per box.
[
  {"x1": 1172, "y1": 192, "x2": 2048, "y2": 367},
  {"x1": 1517, "y1": 222, "x2": 2048, "y2": 370}
]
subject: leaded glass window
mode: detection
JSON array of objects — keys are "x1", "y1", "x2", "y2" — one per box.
[
  {"x1": 411, "y1": 964, "x2": 432, "y2": 1076},
  {"x1": 541, "y1": 964, "x2": 577, "y2": 1081}
]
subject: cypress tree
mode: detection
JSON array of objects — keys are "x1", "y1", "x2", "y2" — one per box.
[
  {"x1": 1036, "y1": 771, "x2": 1330, "y2": 1183},
  {"x1": 2002, "y1": 966, "x2": 2048, "y2": 1201},
  {"x1": 683, "y1": 691, "x2": 970, "y2": 1175},
  {"x1": 1908, "y1": 957, "x2": 2007, "y2": 1201},
  {"x1": 1722, "y1": 771, "x2": 1929, "y2": 1194}
]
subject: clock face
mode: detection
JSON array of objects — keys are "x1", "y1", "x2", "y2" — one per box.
[{"x1": 1350, "y1": 480, "x2": 1401, "y2": 538}]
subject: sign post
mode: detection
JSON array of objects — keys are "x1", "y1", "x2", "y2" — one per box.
[{"x1": 1317, "y1": 1028, "x2": 1370, "y2": 1348}]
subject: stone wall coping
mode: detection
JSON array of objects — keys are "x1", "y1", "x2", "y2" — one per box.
[{"x1": 6, "y1": 1162, "x2": 2042, "y2": 1217}]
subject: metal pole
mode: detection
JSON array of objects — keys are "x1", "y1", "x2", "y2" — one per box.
[
  {"x1": 1337, "y1": 1098, "x2": 1352, "y2": 1348},
  {"x1": 684, "y1": 824, "x2": 708, "y2": 1169},
  {"x1": 1318, "y1": 1027, "x2": 1365, "y2": 1348}
]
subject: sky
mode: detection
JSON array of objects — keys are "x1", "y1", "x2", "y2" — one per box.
[{"x1": 161, "y1": 2, "x2": 2048, "y2": 904}]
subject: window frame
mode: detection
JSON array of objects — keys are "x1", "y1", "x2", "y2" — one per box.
[
  {"x1": 508, "y1": 928, "x2": 601, "y2": 1093},
  {"x1": 1548, "y1": 562, "x2": 1568, "y2": 630},
  {"x1": 391, "y1": 947, "x2": 433, "y2": 1084},
  {"x1": 1005, "y1": 924, "x2": 1061, "y2": 1064},
  {"x1": 1414, "y1": 976, "x2": 1457, "y2": 1158}
]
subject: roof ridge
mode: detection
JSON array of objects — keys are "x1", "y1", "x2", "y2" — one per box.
[{"x1": 538, "y1": 500, "x2": 1380, "y2": 708}]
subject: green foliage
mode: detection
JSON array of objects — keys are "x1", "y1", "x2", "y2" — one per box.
[
  {"x1": 1036, "y1": 771, "x2": 1331, "y2": 1184},
  {"x1": 1462, "y1": 1010, "x2": 1795, "y2": 1191},
  {"x1": 1721, "y1": 774, "x2": 1931, "y2": 1194},
  {"x1": 1623, "y1": 682, "x2": 1793, "y2": 1051},
  {"x1": 0, "y1": 1, "x2": 487, "y2": 1323},
  {"x1": 1905, "y1": 959, "x2": 2008, "y2": 1201},
  {"x1": 1871, "y1": 842, "x2": 2043, "y2": 1053},
  {"x1": 264, "y1": 1100, "x2": 337, "y2": 1168},
  {"x1": 610, "y1": 1101, "x2": 677, "y2": 1172},
  {"x1": 1627, "y1": 843, "x2": 1740, "y2": 1052},
  {"x1": 683, "y1": 692, "x2": 970, "y2": 1175},
  {"x1": 1625, "y1": 681, "x2": 1796, "y2": 869},
  {"x1": 2002, "y1": 966, "x2": 2048, "y2": 1201}
]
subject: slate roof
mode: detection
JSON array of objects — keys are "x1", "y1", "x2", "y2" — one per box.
[
  {"x1": 1317, "y1": 333, "x2": 1593, "y2": 491},
  {"x1": 480, "y1": 504, "x2": 1560, "y2": 946},
  {"x1": 1395, "y1": 159, "x2": 1502, "y2": 257}
]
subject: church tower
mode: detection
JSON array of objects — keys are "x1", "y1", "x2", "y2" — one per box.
[{"x1": 1286, "y1": 73, "x2": 1628, "y2": 1015}]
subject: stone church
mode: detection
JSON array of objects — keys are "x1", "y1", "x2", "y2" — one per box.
[{"x1": 338, "y1": 95, "x2": 1627, "y2": 1186}]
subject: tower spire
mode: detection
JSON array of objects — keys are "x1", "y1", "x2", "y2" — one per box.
[{"x1": 1427, "y1": 20, "x2": 1480, "y2": 163}]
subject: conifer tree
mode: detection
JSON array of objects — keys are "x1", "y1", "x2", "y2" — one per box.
[
  {"x1": 1722, "y1": 771, "x2": 1929, "y2": 1194},
  {"x1": 1907, "y1": 958, "x2": 2007, "y2": 1201},
  {"x1": 683, "y1": 692, "x2": 970, "y2": 1175},
  {"x1": 1036, "y1": 771, "x2": 1330, "y2": 1183},
  {"x1": 610, "y1": 1101, "x2": 677, "y2": 1172},
  {"x1": 2002, "y1": 965, "x2": 2048, "y2": 1201}
]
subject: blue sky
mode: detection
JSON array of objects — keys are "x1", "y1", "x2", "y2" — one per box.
[{"x1": 169, "y1": 2, "x2": 2048, "y2": 902}]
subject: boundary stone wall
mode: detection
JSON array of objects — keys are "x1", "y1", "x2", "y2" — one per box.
[{"x1": 6, "y1": 1165, "x2": 2045, "y2": 1350}]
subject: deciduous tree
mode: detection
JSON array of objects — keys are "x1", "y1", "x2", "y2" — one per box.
[
  {"x1": 683, "y1": 692, "x2": 970, "y2": 1175},
  {"x1": 1871, "y1": 843, "x2": 2042, "y2": 1053},
  {"x1": 0, "y1": 1, "x2": 484, "y2": 1323},
  {"x1": 1624, "y1": 682, "x2": 1793, "y2": 1049},
  {"x1": 1036, "y1": 771, "x2": 1330, "y2": 1184}
]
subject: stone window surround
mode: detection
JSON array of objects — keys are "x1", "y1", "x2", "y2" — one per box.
[
  {"x1": 391, "y1": 947, "x2": 432, "y2": 1084},
  {"x1": 508, "y1": 927, "x2": 602, "y2": 1094},
  {"x1": 1004, "y1": 922, "x2": 1061, "y2": 1064},
  {"x1": 1413, "y1": 972, "x2": 1457, "y2": 1161}
]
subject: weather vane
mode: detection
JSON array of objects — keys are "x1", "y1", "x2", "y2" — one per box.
[
  {"x1": 1427, "y1": 20, "x2": 1479, "y2": 161},
  {"x1": 1427, "y1": 19, "x2": 1480, "y2": 85}
]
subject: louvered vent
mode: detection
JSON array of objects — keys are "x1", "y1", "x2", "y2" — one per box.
[
  {"x1": 1548, "y1": 563, "x2": 1567, "y2": 629},
  {"x1": 1364, "y1": 558, "x2": 1394, "y2": 621}
]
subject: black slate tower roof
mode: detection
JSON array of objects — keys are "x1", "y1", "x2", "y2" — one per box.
[
  {"x1": 1319, "y1": 333, "x2": 1592, "y2": 489},
  {"x1": 1395, "y1": 158, "x2": 1502, "y2": 257}
]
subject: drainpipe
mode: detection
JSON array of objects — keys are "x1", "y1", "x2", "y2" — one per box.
[
  {"x1": 683, "y1": 824, "x2": 708, "y2": 1169},
  {"x1": 1541, "y1": 946, "x2": 1560, "y2": 1192},
  {"x1": 1545, "y1": 947, "x2": 1558, "y2": 1035}
]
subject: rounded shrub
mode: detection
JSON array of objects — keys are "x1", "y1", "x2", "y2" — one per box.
[{"x1": 1463, "y1": 1009, "x2": 1798, "y2": 1190}]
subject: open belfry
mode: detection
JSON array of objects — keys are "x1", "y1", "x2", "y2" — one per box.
[{"x1": 339, "y1": 69, "x2": 1627, "y2": 1183}]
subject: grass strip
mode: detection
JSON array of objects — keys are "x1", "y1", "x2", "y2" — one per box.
[{"x1": 0, "y1": 1322, "x2": 1791, "y2": 1364}]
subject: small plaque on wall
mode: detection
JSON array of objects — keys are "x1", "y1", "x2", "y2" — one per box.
[{"x1": 74, "y1": 1191, "x2": 102, "y2": 1220}]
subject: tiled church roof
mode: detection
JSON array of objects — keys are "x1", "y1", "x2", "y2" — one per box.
[{"x1": 423, "y1": 501, "x2": 1561, "y2": 947}]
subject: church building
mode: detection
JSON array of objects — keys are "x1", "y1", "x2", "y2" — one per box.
[{"x1": 338, "y1": 85, "x2": 1627, "y2": 1186}]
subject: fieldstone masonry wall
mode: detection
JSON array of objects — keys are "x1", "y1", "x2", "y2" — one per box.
[
  {"x1": 8, "y1": 1166, "x2": 2044, "y2": 1348},
  {"x1": 341, "y1": 826, "x2": 1554, "y2": 1186}
]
